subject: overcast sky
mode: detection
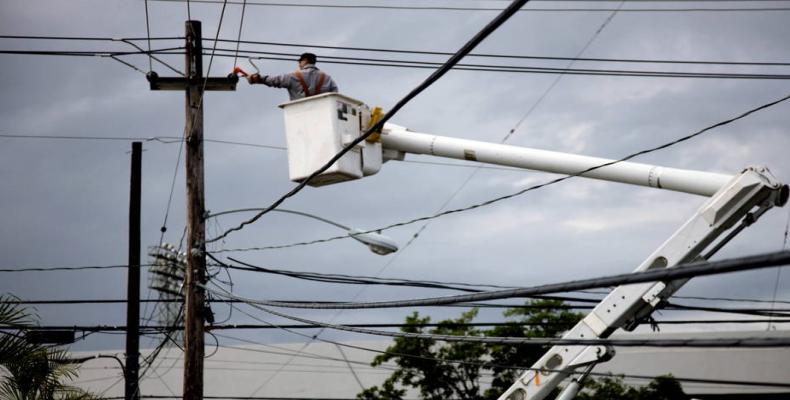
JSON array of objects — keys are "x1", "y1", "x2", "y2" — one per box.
[{"x1": 2, "y1": 0, "x2": 790, "y2": 381}]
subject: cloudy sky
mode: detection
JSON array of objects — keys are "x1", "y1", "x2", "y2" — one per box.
[{"x1": 2, "y1": 0, "x2": 790, "y2": 388}]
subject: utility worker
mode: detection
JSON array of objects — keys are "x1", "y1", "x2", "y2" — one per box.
[{"x1": 247, "y1": 52, "x2": 338, "y2": 100}]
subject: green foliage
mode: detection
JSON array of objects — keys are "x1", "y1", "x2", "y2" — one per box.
[
  {"x1": 362, "y1": 309, "x2": 487, "y2": 400},
  {"x1": 0, "y1": 295, "x2": 102, "y2": 400},
  {"x1": 357, "y1": 300, "x2": 689, "y2": 400},
  {"x1": 484, "y1": 300, "x2": 583, "y2": 399},
  {"x1": 577, "y1": 375, "x2": 688, "y2": 400}
]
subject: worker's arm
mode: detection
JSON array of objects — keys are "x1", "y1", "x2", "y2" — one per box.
[{"x1": 248, "y1": 72, "x2": 296, "y2": 89}]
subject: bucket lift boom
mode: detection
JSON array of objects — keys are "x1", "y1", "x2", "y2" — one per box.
[{"x1": 278, "y1": 93, "x2": 789, "y2": 400}]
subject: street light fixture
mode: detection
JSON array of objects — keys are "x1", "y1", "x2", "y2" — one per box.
[{"x1": 207, "y1": 208, "x2": 398, "y2": 255}]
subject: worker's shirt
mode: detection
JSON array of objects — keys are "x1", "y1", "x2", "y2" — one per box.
[{"x1": 260, "y1": 64, "x2": 339, "y2": 100}]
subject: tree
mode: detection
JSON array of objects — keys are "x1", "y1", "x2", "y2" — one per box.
[
  {"x1": 576, "y1": 375, "x2": 688, "y2": 400},
  {"x1": 357, "y1": 299, "x2": 688, "y2": 400},
  {"x1": 0, "y1": 295, "x2": 102, "y2": 400},
  {"x1": 358, "y1": 309, "x2": 487, "y2": 400},
  {"x1": 484, "y1": 299, "x2": 584, "y2": 399}
]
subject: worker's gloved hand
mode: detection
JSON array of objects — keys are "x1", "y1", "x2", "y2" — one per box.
[{"x1": 247, "y1": 73, "x2": 262, "y2": 84}]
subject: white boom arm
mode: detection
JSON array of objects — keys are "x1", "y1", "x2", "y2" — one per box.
[
  {"x1": 381, "y1": 124, "x2": 730, "y2": 197},
  {"x1": 278, "y1": 94, "x2": 788, "y2": 399},
  {"x1": 379, "y1": 124, "x2": 789, "y2": 400}
]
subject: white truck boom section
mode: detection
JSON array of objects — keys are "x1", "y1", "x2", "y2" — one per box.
[{"x1": 279, "y1": 93, "x2": 789, "y2": 400}]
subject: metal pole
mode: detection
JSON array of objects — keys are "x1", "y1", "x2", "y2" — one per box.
[
  {"x1": 183, "y1": 20, "x2": 206, "y2": 400},
  {"x1": 125, "y1": 142, "x2": 142, "y2": 400}
]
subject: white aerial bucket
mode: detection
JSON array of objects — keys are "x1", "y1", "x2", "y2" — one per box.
[{"x1": 279, "y1": 93, "x2": 382, "y2": 187}]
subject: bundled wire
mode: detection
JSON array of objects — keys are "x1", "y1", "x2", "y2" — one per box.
[{"x1": 204, "y1": 250, "x2": 790, "y2": 310}]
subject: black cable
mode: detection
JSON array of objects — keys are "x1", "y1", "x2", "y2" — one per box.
[
  {"x1": 213, "y1": 304, "x2": 790, "y2": 394},
  {"x1": 232, "y1": 0, "x2": 247, "y2": 68},
  {"x1": 0, "y1": 48, "x2": 182, "y2": 57},
  {"x1": 0, "y1": 264, "x2": 154, "y2": 272},
  {"x1": 233, "y1": 295, "x2": 790, "y2": 348},
  {"x1": 7, "y1": 317, "x2": 790, "y2": 333},
  {"x1": 146, "y1": 0, "x2": 790, "y2": 12},
  {"x1": 210, "y1": 49, "x2": 790, "y2": 80},
  {"x1": 0, "y1": 133, "x2": 285, "y2": 150},
  {"x1": 209, "y1": 37, "x2": 790, "y2": 67},
  {"x1": 7, "y1": 34, "x2": 790, "y2": 68},
  {"x1": 206, "y1": 250, "x2": 790, "y2": 309},
  {"x1": 109, "y1": 55, "x2": 147, "y2": 74},
  {"x1": 220, "y1": 91, "x2": 790, "y2": 248},
  {"x1": 208, "y1": 0, "x2": 533, "y2": 244},
  {"x1": 207, "y1": 255, "x2": 790, "y2": 311},
  {"x1": 6, "y1": 43, "x2": 790, "y2": 80},
  {"x1": 144, "y1": 0, "x2": 153, "y2": 71},
  {"x1": 212, "y1": 305, "x2": 790, "y2": 390}
]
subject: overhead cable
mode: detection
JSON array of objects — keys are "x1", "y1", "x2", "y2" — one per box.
[
  {"x1": 0, "y1": 264, "x2": 154, "y2": 272},
  {"x1": 144, "y1": 0, "x2": 154, "y2": 71},
  {"x1": 0, "y1": 133, "x2": 285, "y2": 150},
  {"x1": 8, "y1": 317, "x2": 789, "y2": 333},
  {"x1": 219, "y1": 303, "x2": 790, "y2": 389},
  {"x1": 7, "y1": 34, "x2": 790, "y2": 68},
  {"x1": 227, "y1": 291, "x2": 790, "y2": 347},
  {"x1": 217, "y1": 90, "x2": 790, "y2": 248},
  {"x1": 213, "y1": 50, "x2": 790, "y2": 80},
  {"x1": 146, "y1": 0, "x2": 790, "y2": 12},
  {"x1": 232, "y1": 0, "x2": 248, "y2": 67},
  {"x1": 208, "y1": 255, "x2": 790, "y2": 310},
  {"x1": 207, "y1": 0, "x2": 534, "y2": 243},
  {"x1": 205, "y1": 250, "x2": 790, "y2": 309}
]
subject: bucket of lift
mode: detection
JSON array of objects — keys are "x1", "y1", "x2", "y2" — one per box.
[{"x1": 279, "y1": 93, "x2": 383, "y2": 187}]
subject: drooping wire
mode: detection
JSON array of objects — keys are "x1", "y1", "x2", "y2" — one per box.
[
  {"x1": 767, "y1": 207, "x2": 790, "y2": 329},
  {"x1": 146, "y1": 0, "x2": 790, "y2": 13},
  {"x1": 204, "y1": 250, "x2": 790, "y2": 310},
  {"x1": 144, "y1": 0, "x2": 154, "y2": 71},
  {"x1": 503, "y1": 0, "x2": 622, "y2": 143},
  {"x1": 374, "y1": 2, "x2": 623, "y2": 309},
  {"x1": 7, "y1": 35, "x2": 790, "y2": 68},
  {"x1": 232, "y1": 0, "x2": 248, "y2": 68},
  {"x1": 228, "y1": 294, "x2": 790, "y2": 348},
  {"x1": 108, "y1": 55, "x2": 147, "y2": 74},
  {"x1": 209, "y1": 310, "x2": 790, "y2": 391},
  {"x1": 213, "y1": 91, "x2": 790, "y2": 249},
  {"x1": 208, "y1": 0, "x2": 535, "y2": 244}
]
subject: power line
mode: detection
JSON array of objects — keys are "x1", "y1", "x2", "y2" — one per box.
[
  {"x1": 205, "y1": 250, "x2": 790, "y2": 309},
  {"x1": 0, "y1": 133, "x2": 286, "y2": 150},
  {"x1": 228, "y1": 295, "x2": 790, "y2": 348},
  {"x1": 147, "y1": 0, "x2": 790, "y2": 12},
  {"x1": 214, "y1": 50, "x2": 790, "y2": 80},
  {"x1": 205, "y1": 255, "x2": 790, "y2": 309},
  {"x1": 144, "y1": 0, "x2": 154, "y2": 71},
  {"x1": 232, "y1": 0, "x2": 247, "y2": 67},
  {"x1": 7, "y1": 34, "x2": 790, "y2": 67},
  {"x1": 216, "y1": 304, "x2": 790, "y2": 390},
  {"x1": 0, "y1": 264, "x2": 154, "y2": 272},
  {"x1": 207, "y1": 0, "x2": 534, "y2": 244},
  {"x1": 7, "y1": 317, "x2": 789, "y2": 333},
  {"x1": 216, "y1": 90, "x2": 790, "y2": 249},
  {"x1": 23, "y1": 42, "x2": 778, "y2": 78}
]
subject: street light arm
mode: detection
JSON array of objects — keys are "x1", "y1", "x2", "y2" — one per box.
[
  {"x1": 207, "y1": 208, "x2": 350, "y2": 230},
  {"x1": 206, "y1": 208, "x2": 397, "y2": 255}
]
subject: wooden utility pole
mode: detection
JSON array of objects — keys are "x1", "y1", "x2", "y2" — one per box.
[
  {"x1": 183, "y1": 21, "x2": 207, "y2": 399},
  {"x1": 147, "y1": 20, "x2": 236, "y2": 399},
  {"x1": 125, "y1": 142, "x2": 142, "y2": 400}
]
